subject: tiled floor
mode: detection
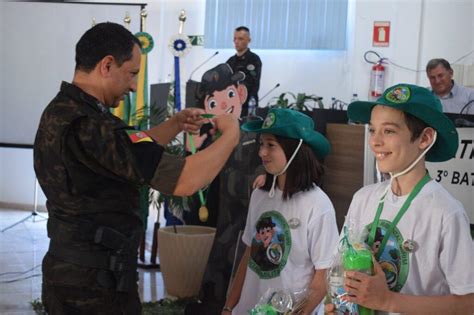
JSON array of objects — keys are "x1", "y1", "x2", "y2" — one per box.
[{"x1": 0, "y1": 209, "x2": 165, "y2": 315}]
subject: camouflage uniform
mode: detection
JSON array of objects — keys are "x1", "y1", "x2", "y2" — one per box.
[{"x1": 34, "y1": 82, "x2": 185, "y2": 315}]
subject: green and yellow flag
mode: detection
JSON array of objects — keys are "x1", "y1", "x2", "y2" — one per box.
[
  {"x1": 131, "y1": 32, "x2": 154, "y2": 128},
  {"x1": 110, "y1": 93, "x2": 131, "y2": 125},
  {"x1": 110, "y1": 31, "x2": 153, "y2": 128}
]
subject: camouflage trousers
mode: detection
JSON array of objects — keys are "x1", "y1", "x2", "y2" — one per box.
[
  {"x1": 42, "y1": 254, "x2": 141, "y2": 315},
  {"x1": 42, "y1": 281, "x2": 141, "y2": 315}
]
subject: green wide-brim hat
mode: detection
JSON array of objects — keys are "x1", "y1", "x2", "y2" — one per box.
[
  {"x1": 347, "y1": 83, "x2": 458, "y2": 162},
  {"x1": 241, "y1": 108, "x2": 330, "y2": 159}
]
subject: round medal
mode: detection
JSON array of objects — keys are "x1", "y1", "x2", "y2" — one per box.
[{"x1": 198, "y1": 205, "x2": 208, "y2": 222}]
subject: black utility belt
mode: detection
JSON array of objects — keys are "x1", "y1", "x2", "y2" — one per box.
[
  {"x1": 48, "y1": 241, "x2": 138, "y2": 292},
  {"x1": 48, "y1": 241, "x2": 135, "y2": 271}
]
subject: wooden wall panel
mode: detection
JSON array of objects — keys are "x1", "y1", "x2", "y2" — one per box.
[{"x1": 323, "y1": 123, "x2": 365, "y2": 230}]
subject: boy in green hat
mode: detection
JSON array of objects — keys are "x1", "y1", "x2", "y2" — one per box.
[
  {"x1": 326, "y1": 84, "x2": 474, "y2": 314},
  {"x1": 223, "y1": 108, "x2": 339, "y2": 314}
]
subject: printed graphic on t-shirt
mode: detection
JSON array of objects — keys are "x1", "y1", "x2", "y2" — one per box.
[
  {"x1": 249, "y1": 211, "x2": 291, "y2": 279},
  {"x1": 365, "y1": 220, "x2": 409, "y2": 292}
]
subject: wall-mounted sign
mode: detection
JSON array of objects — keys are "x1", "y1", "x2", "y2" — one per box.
[{"x1": 373, "y1": 21, "x2": 390, "y2": 47}]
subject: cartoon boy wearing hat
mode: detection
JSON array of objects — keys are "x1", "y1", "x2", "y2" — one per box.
[
  {"x1": 183, "y1": 64, "x2": 262, "y2": 314},
  {"x1": 187, "y1": 63, "x2": 248, "y2": 151},
  {"x1": 326, "y1": 84, "x2": 474, "y2": 314},
  {"x1": 252, "y1": 216, "x2": 281, "y2": 271}
]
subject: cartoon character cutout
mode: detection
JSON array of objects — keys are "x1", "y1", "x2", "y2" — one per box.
[{"x1": 186, "y1": 63, "x2": 248, "y2": 151}]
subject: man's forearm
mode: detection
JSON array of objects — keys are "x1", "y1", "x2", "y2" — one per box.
[
  {"x1": 172, "y1": 128, "x2": 239, "y2": 196},
  {"x1": 146, "y1": 116, "x2": 180, "y2": 146}
]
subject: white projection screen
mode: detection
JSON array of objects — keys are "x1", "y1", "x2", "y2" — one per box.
[{"x1": 0, "y1": 1, "x2": 143, "y2": 145}]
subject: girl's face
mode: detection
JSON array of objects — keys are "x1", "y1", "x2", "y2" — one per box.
[{"x1": 259, "y1": 134, "x2": 287, "y2": 175}]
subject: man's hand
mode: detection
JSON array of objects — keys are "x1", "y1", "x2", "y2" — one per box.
[
  {"x1": 175, "y1": 108, "x2": 206, "y2": 134},
  {"x1": 211, "y1": 114, "x2": 240, "y2": 145},
  {"x1": 343, "y1": 258, "x2": 392, "y2": 311}
]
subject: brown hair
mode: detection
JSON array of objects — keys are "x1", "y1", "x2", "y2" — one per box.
[
  {"x1": 260, "y1": 135, "x2": 325, "y2": 200},
  {"x1": 403, "y1": 112, "x2": 429, "y2": 142}
]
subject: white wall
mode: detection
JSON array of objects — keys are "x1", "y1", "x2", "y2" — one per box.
[
  {"x1": 416, "y1": 0, "x2": 474, "y2": 87},
  {"x1": 144, "y1": 0, "x2": 473, "y2": 105},
  {"x1": 0, "y1": 2, "x2": 5, "y2": 138},
  {"x1": 0, "y1": 148, "x2": 47, "y2": 210},
  {"x1": 1, "y1": 0, "x2": 473, "y2": 208},
  {"x1": 0, "y1": 2, "x2": 142, "y2": 145},
  {"x1": 145, "y1": 0, "x2": 356, "y2": 106}
]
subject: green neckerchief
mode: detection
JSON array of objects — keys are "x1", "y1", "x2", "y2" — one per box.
[{"x1": 368, "y1": 172, "x2": 431, "y2": 260}]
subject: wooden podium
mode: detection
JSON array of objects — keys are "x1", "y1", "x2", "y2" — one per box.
[{"x1": 324, "y1": 123, "x2": 374, "y2": 230}]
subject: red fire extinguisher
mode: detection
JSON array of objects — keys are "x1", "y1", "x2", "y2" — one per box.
[
  {"x1": 370, "y1": 62, "x2": 385, "y2": 99},
  {"x1": 365, "y1": 51, "x2": 387, "y2": 100}
]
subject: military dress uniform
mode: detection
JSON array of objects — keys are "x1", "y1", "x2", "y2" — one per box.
[
  {"x1": 226, "y1": 49, "x2": 262, "y2": 116},
  {"x1": 34, "y1": 82, "x2": 185, "y2": 314}
]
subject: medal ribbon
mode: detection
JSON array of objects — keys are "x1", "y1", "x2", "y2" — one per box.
[
  {"x1": 368, "y1": 172, "x2": 431, "y2": 260},
  {"x1": 187, "y1": 132, "x2": 206, "y2": 207}
]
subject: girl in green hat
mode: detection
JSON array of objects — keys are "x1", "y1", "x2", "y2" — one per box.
[
  {"x1": 326, "y1": 84, "x2": 474, "y2": 314},
  {"x1": 223, "y1": 108, "x2": 339, "y2": 315}
]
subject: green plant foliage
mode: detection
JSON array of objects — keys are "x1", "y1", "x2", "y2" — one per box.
[
  {"x1": 30, "y1": 298, "x2": 47, "y2": 315},
  {"x1": 267, "y1": 92, "x2": 324, "y2": 111}
]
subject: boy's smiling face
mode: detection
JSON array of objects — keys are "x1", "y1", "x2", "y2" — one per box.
[{"x1": 368, "y1": 105, "x2": 426, "y2": 174}]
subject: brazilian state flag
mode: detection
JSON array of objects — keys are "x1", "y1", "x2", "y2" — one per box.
[
  {"x1": 134, "y1": 31, "x2": 155, "y2": 229},
  {"x1": 131, "y1": 31, "x2": 154, "y2": 129}
]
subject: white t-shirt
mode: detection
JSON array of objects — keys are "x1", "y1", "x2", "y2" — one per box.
[
  {"x1": 233, "y1": 186, "x2": 339, "y2": 315},
  {"x1": 345, "y1": 180, "x2": 474, "y2": 315}
]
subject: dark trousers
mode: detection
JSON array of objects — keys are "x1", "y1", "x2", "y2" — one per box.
[
  {"x1": 42, "y1": 253, "x2": 141, "y2": 315},
  {"x1": 42, "y1": 281, "x2": 141, "y2": 315}
]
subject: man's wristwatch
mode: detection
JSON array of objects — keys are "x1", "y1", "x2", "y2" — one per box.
[{"x1": 222, "y1": 306, "x2": 233, "y2": 312}]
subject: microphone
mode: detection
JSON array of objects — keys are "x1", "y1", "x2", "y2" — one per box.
[
  {"x1": 259, "y1": 83, "x2": 281, "y2": 103},
  {"x1": 189, "y1": 51, "x2": 219, "y2": 81}
]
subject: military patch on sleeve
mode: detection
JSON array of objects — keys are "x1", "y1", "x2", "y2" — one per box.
[{"x1": 126, "y1": 130, "x2": 153, "y2": 143}]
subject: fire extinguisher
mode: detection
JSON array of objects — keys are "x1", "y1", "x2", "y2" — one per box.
[
  {"x1": 365, "y1": 51, "x2": 387, "y2": 100},
  {"x1": 370, "y1": 62, "x2": 385, "y2": 98}
]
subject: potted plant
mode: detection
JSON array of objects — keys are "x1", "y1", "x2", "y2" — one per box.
[{"x1": 267, "y1": 92, "x2": 324, "y2": 111}]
